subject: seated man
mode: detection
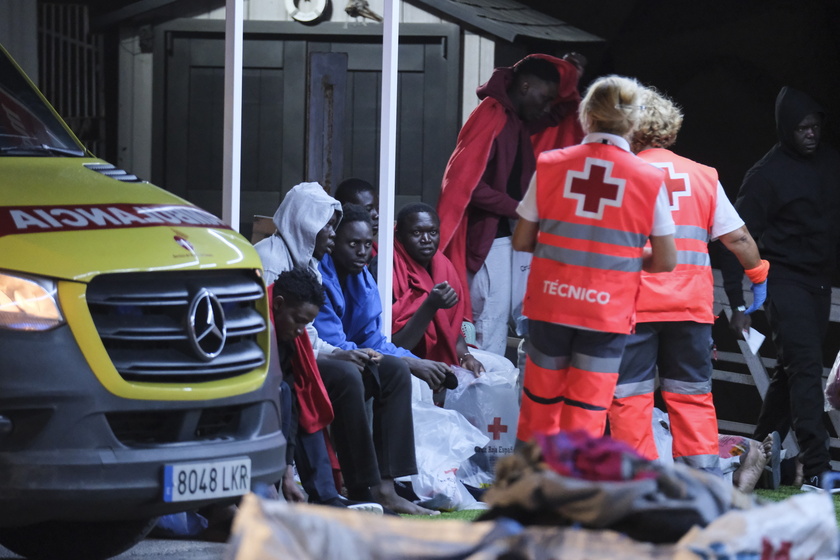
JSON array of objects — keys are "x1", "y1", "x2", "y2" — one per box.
[
  {"x1": 334, "y1": 178, "x2": 379, "y2": 243},
  {"x1": 314, "y1": 204, "x2": 455, "y2": 393},
  {"x1": 256, "y1": 182, "x2": 433, "y2": 515},
  {"x1": 334, "y1": 177, "x2": 379, "y2": 277},
  {"x1": 271, "y1": 268, "x2": 380, "y2": 513},
  {"x1": 391, "y1": 202, "x2": 484, "y2": 376}
]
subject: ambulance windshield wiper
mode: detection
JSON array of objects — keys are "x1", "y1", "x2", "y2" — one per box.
[{"x1": 0, "y1": 144, "x2": 85, "y2": 157}]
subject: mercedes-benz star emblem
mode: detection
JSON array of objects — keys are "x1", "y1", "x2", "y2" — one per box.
[{"x1": 186, "y1": 289, "x2": 227, "y2": 361}]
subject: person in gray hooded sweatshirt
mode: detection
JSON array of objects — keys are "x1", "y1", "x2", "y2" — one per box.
[
  {"x1": 256, "y1": 182, "x2": 436, "y2": 515},
  {"x1": 722, "y1": 87, "x2": 840, "y2": 488}
]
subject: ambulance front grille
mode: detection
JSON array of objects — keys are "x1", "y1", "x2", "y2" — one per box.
[{"x1": 86, "y1": 270, "x2": 266, "y2": 383}]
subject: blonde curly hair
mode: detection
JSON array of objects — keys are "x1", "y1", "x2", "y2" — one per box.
[
  {"x1": 579, "y1": 75, "x2": 646, "y2": 138},
  {"x1": 630, "y1": 87, "x2": 684, "y2": 153}
]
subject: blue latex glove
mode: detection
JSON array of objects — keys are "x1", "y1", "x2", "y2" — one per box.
[{"x1": 744, "y1": 280, "x2": 767, "y2": 315}]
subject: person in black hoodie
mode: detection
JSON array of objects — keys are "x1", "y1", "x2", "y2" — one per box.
[{"x1": 722, "y1": 86, "x2": 840, "y2": 488}]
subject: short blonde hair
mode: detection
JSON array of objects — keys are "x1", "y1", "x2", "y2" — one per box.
[
  {"x1": 630, "y1": 87, "x2": 684, "y2": 153},
  {"x1": 579, "y1": 75, "x2": 646, "y2": 138}
]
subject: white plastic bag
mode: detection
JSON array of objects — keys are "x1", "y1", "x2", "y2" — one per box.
[
  {"x1": 825, "y1": 349, "x2": 840, "y2": 411},
  {"x1": 444, "y1": 352, "x2": 520, "y2": 479},
  {"x1": 652, "y1": 407, "x2": 674, "y2": 465},
  {"x1": 408, "y1": 400, "x2": 489, "y2": 511},
  {"x1": 679, "y1": 491, "x2": 838, "y2": 560}
]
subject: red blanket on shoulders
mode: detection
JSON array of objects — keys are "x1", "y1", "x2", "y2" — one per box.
[
  {"x1": 268, "y1": 283, "x2": 334, "y2": 433},
  {"x1": 436, "y1": 99, "x2": 507, "y2": 322},
  {"x1": 392, "y1": 240, "x2": 468, "y2": 366},
  {"x1": 436, "y1": 56, "x2": 582, "y2": 319},
  {"x1": 292, "y1": 330, "x2": 334, "y2": 433}
]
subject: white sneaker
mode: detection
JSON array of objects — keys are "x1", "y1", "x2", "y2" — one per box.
[{"x1": 345, "y1": 501, "x2": 384, "y2": 515}]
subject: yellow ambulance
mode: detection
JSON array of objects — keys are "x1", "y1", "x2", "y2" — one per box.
[{"x1": 0, "y1": 44, "x2": 284, "y2": 559}]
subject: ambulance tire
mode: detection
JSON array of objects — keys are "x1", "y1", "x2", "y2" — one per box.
[{"x1": 0, "y1": 517, "x2": 157, "y2": 560}]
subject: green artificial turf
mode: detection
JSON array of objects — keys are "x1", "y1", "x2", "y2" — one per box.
[
  {"x1": 404, "y1": 486, "x2": 840, "y2": 526},
  {"x1": 401, "y1": 509, "x2": 485, "y2": 521},
  {"x1": 756, "y1": 485, "x2": 840, "y2": 525}
]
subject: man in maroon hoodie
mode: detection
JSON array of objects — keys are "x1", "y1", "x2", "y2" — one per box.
[{"x1": 436, "y1": 55, "x2": 582, "y2": 357}]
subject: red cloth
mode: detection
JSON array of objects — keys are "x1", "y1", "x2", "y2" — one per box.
[
  {"x1": 437, "y1": 99, "x2": 507, "y2": 321},
  {"x1": 531, "y1": 110, "x2": 584, "y2": 157},
  {"x1": 529, "y1": 53, "x2": 585, "y2": 157},
  {"x1": 436, "y1": 55, "x2": 583, "y2": 318},
  {"x1": 291, "y1": 330, "x2": 334, "y2": 433},
  {"x1": 534, "y1": 430, "x2": 657, "y2": 482},
  {"x1": 392, "y1": 240, "x2": 468, "y2": 365},
  {"x1": 268, "y1": 284, "x2": 334, "y2": 433}
]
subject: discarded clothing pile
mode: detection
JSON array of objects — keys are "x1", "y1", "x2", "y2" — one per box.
[
  {"x1": 227, "y1": 432, "x2": 839, "y2": 560},
  {"x1": 479, "y1": 431, "x2": 738, "y2": 543}
]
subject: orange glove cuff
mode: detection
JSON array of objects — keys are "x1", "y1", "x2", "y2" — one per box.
[{"x1": 745, "y1": 259, "x2": 770, "y2": 284}]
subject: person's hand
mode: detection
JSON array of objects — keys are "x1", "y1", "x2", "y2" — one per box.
[
  {"x1": 729, "y1": 308, "x2": 752, "y2": 339},
  {"x1": 744, "y1": 281, "x2": 767, "y2": 315},
  {"x1": 403, "y1": 357, "x2": 450, "y2": 390},
  {"x1": 427, "y1": 281, "x2": 458, "y2": 310},
  {"x1": 360, "y1": 348, "x2": 383, "y2": 364},
  {"x1": 281, "y1": 465, "x2": 305, "y2": 503},
  {"x1": 330, "y1": 348, "x2": 377, "y2": 373},
  {"x1": 460, "y1": 353, "x2": 484, "y2": 377}
]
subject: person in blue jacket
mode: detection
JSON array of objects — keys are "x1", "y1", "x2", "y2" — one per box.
[{"x1": 314, "y1": 204, "x2": 454, "y2": 514}]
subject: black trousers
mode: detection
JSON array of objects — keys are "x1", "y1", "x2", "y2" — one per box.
[
  {"x1": 754, "y1": 278, "x2": 831, "y2": 478},
  {"x1": 316, "y1": 353, "x2": 417, "y2": 496}
]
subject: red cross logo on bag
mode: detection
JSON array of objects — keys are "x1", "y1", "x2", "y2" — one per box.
[
  {"x1": 487, "y1": 417, "x2": 508, "y2": 440},
  {"x1": 565, "y1": 158, "x2": 626, "y2": 219},
  {"x1": 653, "y1": 162, "x2": 691, "y2": 211}
]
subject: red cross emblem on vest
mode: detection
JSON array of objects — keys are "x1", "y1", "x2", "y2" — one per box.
[
  {"x1": 653, "y1": 162, "x2": 691, "y2": 211},
  {"x1": 487, "y1": 417, "x2": 508, "y2": 440},
  {"x1": 564, "y1": 158, "x2": 626, "y2": 219}
]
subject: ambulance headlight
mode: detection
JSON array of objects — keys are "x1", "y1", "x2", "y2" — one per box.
[{"x1": 0, "y1": 273, "x2": 65, "y2": 331}]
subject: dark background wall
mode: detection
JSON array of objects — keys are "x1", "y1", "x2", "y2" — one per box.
[{"x1": 519, "y1": 0, "x2": 840, "y2": 203}]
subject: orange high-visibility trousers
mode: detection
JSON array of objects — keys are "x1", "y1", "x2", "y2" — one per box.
[
  {"x1": 609, "y1": 393, "x2": 658, "y2": 460},
  {"x1": 662, "y1": 390, "x2": 719, "y2": 469},
  {"x1": 518, "y1": 321, "x2": 626, "y2": 442},
  {"x1": 517, "y1": 355, "x2": 567, "y2": 440}
]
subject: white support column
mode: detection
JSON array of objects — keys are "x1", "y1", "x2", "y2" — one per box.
[
  {"x1": 222, "y1": 0, "x2": 243, "y2": 231},
  {"x1": 377, "y1": 0, "x2": 399, "y2": 337}
]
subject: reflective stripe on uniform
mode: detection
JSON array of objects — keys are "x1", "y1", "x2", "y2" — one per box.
[
  {"x1": 613, "y1": 379, "x2": 656, "y2": 399},
  {"x1": 660, "y1": 377, "x2": 712, "y2": 395},
  {"x1": 524, "y1": 337, "x2": 570, "y2": 371},
  {"x1": 676, "y1": 250, "x2": 711, "y2": 267},
  {"x1": 540, "y1": 219, "x2": 647, "y2": 247},
  {"x1": 534, "y1": 243, "x2": 643, "y2": 272},
  {"x1": 674, "y1": 453, "x2": 721, "y2": 473},
  {"x1": 674, "y1": 224, "x2": 710, "y2": 242},
  {"x1": 572, "y1": 352, "x2": 623, "y2": 374}
]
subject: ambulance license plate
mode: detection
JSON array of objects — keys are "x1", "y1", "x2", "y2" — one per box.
[{"x1": 163, "y1": 457, "x2": 251, "y2": 503}]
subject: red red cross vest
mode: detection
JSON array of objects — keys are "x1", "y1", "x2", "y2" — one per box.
[
  {"x1": 635, "y1": 148, "x2": 717, "y2": 324},
  {"x1": 524, "y1": 143, "x2": 665, "y2": 334}
]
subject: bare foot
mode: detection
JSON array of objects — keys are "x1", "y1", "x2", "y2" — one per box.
[
  {"x1": 733, "y1": 436, "x2": 770, "y2": 492},
  {"x1": 793, "y1": 455, "x2": 804, "y2": 487},
  {"x1": 371, "y1": 480, "x2": 440, "y2": 516}
]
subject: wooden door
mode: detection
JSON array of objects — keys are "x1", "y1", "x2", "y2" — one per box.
[{"x1": 153, "y1": 21, "x2": 460, "y2": 239}]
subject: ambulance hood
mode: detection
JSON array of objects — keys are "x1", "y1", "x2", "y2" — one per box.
[{"x1": 0, "y1": 157, "x2": 260, "y2": 282}]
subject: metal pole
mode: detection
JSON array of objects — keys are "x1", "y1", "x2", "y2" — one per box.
[
  {"x1": 377, "y1": 0, "x2": 399, "y2": 337},
  {"x1": 222, "y1": 0, "x2": 243, "y2": 231}
]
